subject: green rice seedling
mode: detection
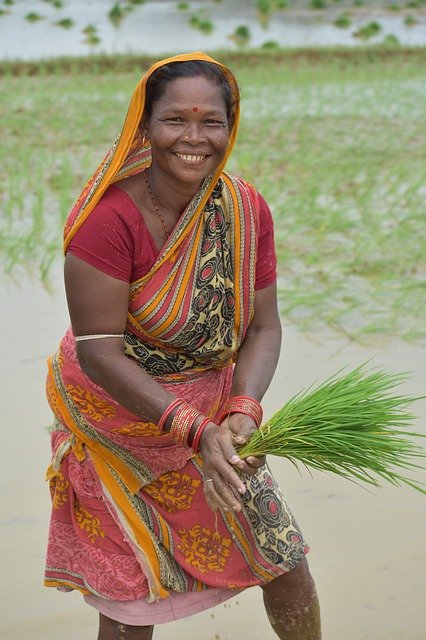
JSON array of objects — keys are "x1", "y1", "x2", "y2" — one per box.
[
  {"x1": 334, "y1": 12, "x2": 351, "y2": 28},
  {"x1": 310, "y1": 0, "x2": 327, "y2": 8},
  {"x1": 4, "y1": 0, "x2": 14, "y2": 5},
  {"x1": 177, "y1": 2, "x2": 189, "y2": 10},
  {"x1": 354, "y1": 21, "x2": 382, "y2": 39},
  {"x1": 82, "y1": 24, "x2": 97, "y2": 35},
  {"x1": 0, "y1": 9, "x2": 10, "y2": 16},
  {"x1": 54, "y1": 18, "x2": 74, "y2": 29},
  {"x1": 388, "y1": 3, "x2": 401, "y2": 10},
  {"x1": 382, "y1": 33, "x2": 400, "y2": 45},
  {"x1": 261, "y1": 40, "x2": 280, "y2": 50},
  {"x1": 25, "y1": 12, "x2": 43, "y2": 22},
  {"x1": 238, "y1": 364, "x2": 425, "y2": 493},
  {"x1": 108, "y1": 2, "x2": 125, "y2": 27},
  {"x1": 230, "y1": 25, "x2": 251, "y2": 47},
  {"x1": 404, "y1": 15, "x2": 418, "y2": 26}
]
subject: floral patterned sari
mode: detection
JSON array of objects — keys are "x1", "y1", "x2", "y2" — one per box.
[{"x1": 44, "y1": 52, "x2": 308, "y2": 611}]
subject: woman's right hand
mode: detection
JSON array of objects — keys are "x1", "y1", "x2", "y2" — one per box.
[{"x1": 198, "y1": 422, "x2": 250, "y2": 513}]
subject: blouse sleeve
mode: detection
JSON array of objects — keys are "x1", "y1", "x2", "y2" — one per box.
[{"x1": 255, "y1": 192, "x2": 277, "y2": 290}]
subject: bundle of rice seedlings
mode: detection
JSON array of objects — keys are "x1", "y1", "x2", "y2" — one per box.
[{"x1": 238, "y1": 364, "x2": 425, "y2": 493}]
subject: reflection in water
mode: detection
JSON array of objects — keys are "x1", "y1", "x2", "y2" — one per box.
[{"x1": 0, "y1": 0, "x2": 425, "y2": 61}]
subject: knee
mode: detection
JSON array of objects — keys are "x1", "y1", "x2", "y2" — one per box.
[{"x1": 261, "y1": 557, "x2": 315, "y2": 599}]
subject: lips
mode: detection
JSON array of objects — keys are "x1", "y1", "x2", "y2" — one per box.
[{"x1": 175, "y1": 153, "x2": 208, "y2": 162}]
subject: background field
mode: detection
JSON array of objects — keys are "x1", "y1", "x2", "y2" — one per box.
[{"x1": 1, "y1": 49, "x2": 425, "y2": 340}]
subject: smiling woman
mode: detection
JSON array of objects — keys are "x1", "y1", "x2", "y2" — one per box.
[{"x1": 44, "y1": 52, "x2": 321, "y2": 640}]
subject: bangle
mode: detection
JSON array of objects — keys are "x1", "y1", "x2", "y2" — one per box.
[
  {"x1": 158, "y1": 398, "x2": 184, "y2": 433},
  {"x1": 169, "y1": 403, "x2": 202, "y2": 448},
  {"x1": 191, "y1": 417, "x2": 211, "y2": 454},
  {"x1": 218, "y1": 395, "x2": 263, "y2": 428}
]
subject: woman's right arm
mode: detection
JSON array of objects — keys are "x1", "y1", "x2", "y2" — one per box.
[{"x1": 65, "y1": 252, "x2": 249, "y2": 510}]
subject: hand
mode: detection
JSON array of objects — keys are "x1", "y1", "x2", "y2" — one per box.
[
  {"x1": 221, "y1": 413, "x2": 266, "y2": 472},
  {"x1": 198, "y1": 422, "x2": 257, "y2": 513}
]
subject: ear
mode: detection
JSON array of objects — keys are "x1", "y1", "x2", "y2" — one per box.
[{"x1": 139, "y1": 117, "x2": 150, "y2": 139}]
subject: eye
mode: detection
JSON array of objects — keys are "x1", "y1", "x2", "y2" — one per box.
[
  {"x1": 162, "y1": 117, "x2": 184, "y2": 124},
  {"x1": 204, "y1": 119, "x2": 226, "y2": 128}
]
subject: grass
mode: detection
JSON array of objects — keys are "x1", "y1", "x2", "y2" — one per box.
[{"x1": 0, "y1": 49, "x2": 425, "y2": 340}]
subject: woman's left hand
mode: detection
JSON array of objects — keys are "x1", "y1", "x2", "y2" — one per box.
[{"x1": 220, "y1": 413, "x2": 266, "y2": 472}]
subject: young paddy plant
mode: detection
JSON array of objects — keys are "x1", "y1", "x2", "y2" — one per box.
[{"x1": 238, "y1": 364, "x2": 425, "y2": 493}]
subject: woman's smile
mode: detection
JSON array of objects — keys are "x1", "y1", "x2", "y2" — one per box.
[{"x1": 143, "y1": 75, "x2": 230, "y2": 193}]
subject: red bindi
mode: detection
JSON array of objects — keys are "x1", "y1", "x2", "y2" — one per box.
[{"x1": 192, "y1": 106, "x2": 199, "y2": 112}]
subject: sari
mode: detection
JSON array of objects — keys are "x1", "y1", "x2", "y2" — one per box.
[{"x1": 44, "y1": 52, "x2": 308, "y2": 621}]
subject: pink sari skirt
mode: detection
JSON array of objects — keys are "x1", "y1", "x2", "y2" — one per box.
[{"x1": 45, "y1": 329, "x2": 309, "y2": 623}]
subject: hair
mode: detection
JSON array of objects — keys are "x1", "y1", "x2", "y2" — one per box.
[{"x1": 144, "y1": 60, "x2": 238, "y2": 127}]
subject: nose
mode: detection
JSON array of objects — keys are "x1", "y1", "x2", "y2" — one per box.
[{"x1": 182, "y1": 123, "x2": 205, "y2": 144}]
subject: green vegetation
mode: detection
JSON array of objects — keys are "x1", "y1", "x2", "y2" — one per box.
[
  {"x1": 311, "y1": 0, "x2": 327, "y2": 8},
  {"x1": 334, "y1": 11, "x2": 351, "y2": 28},
  {"x1": 25, "y1": 12, "x2": 43, "y2": 22},
  {"x1": 1, "y1": 49, "x2": 425, "y2": 340},
  {"x1": 177, "y1": 1, "x2": 189, "y2": 9},
  {"x1": 189, "y1": 14, "x2": 214, "y2": 34},
  {"x1": 404, "y1": 15, "x2": 418, "y2": 26},
  {"x1": 354, "y1": 21, "x2": 382, "y2": 40},
  {"x1": 231, "y1": 25, "x2": 252, "y2": 47},
  {"x1": 239, "y1": 365, "x2": 425, "y2": 493},
  {"x1": 54, "y1": 17, "x2": 74, "y2": 28}
]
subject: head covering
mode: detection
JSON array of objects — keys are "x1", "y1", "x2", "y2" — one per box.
[{"x1": 63, "y1": 52, "x2": 241, "y2": 251}]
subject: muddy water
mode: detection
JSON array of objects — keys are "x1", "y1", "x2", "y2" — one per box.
[{"x1": 1, "y1": 274, "x2": 425, "y2": 640}]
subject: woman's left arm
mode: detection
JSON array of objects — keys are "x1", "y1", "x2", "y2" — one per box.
[{"x1": 222, "y1": 282, "x2": 282, "y2": 464}]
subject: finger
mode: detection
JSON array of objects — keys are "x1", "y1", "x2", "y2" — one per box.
[
  {"x1": 204, "y1": 478, "x2": 235, "y2": 512},
  {"x1": 245, "y1": 455, "x2": 266, "y2": 469}
]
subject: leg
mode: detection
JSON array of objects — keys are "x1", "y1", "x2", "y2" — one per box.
[
  {"x1": 97, "y1": 613, "x2": 154, "y2": 640},
  {"x1": 261, "y1": 558, "x2": 321, "y2": 640}
]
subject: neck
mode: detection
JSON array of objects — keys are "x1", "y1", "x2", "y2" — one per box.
[{"x1": 146, "y1": 167, "x2": 201, "y2": 216}]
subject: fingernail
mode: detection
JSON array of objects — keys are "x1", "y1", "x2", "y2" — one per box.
[
  {"x1": 235, "y1": 436, "x2": 246, "y2": 444},
  {"x1": 238, "y1": 486, "x2": 246, "y2": 494},
  {"x1": 230, "y1": 455, "x2": 241, "y2": 463}
]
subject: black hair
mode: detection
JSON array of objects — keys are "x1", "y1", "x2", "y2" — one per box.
[{"x1": 144, "y1": 60, "x2": 238, "y2": 126}]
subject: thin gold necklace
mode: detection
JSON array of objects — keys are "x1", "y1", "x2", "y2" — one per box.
[{"x1": 143, "y1": 171, "x2": 170, "y2": 239}]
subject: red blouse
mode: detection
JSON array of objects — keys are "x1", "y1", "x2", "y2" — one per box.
[{"x1": 68, "y1": 184, "x2": 277, "y2": 290}]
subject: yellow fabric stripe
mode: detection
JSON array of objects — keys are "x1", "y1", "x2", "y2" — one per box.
[
  {"x1": 223, "y1": 174, "x2": 242, "y2": 337},
  {"x1": 224, "y1": 511, "x2": 276, "y2": 582},
  {"x1": 47, "y1": 357, "x2": 141, "y2": 495}
]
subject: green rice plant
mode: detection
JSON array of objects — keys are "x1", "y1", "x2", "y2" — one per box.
[
  {"x1": 406, "y1": 1, "x2": 420, "y2": 7},
  {"x1": 84, "y1": 33, "x2": 101, "y2": 46},
  {"x1": 4, "y1": 0, "x2": 14, "y2": 5},
  {"x1": 25, "y1": 12, "x2": 43, "y2": 22},
  {"x1": 354, "y1": 21, "x2": 382, "y2": 39},
  {"x1": 310, "y1": 0, "x2": 327, "y2": 8},
  {"x1": 404, "y1": 15, "x2": 418, "y2": 26},
  {"x1": 230, "y1": 25, "x2": 251, "y2": 47},
  {"x1": 82, "y1": 24, "x2": 97, "y2": 35},
  {"x1": 239, "y1": 364, "x2": 425, "y2": 493},
  {"x1": 388, "y1": 3, "x2": 401, "y2": 10},
  {"x1": 108, "y1": 2, "x2": 125, "y2": 27},
  {"x1": 261, "y1": 40, "x2": 280, "y2": 50},
  {"x1": 334, "y1": 11, "x2": 351, "y2": 28},
  {"x1": 177, "y1": 2, "x2": 189, "y2": 9},
  {"x1": 54, "y1": 18, "x2": 74, "y2": 29},
  {"x1": 0, "y1": 8, "x2": 10, "y2": 15},
  {"x1": 382, "y1": 33, "x2": 400, "y2": 45}
]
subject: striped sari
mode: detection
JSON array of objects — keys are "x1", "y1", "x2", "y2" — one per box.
[{"x1": 44, "y1": 52, "x2": 308, "y2": 619}]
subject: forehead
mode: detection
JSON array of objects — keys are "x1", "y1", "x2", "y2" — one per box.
[{"x1": 153, "y1": 75, "x2": 227, "y2": 113}]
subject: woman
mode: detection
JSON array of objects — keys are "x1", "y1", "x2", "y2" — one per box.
[{"x1": 45, "y1": 52, "x2": 321, "y2": 639}]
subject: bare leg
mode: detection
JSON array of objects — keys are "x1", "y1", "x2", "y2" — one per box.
[
  {"x1": 261, "y1": 558, "x2": 321, "y2": 640},
  {"x1": 97, "y1": 613, "x2": 154, "y2": 640}
]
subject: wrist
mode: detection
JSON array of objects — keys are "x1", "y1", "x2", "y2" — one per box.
[{"x1": 218, "y1": 395, "x2": 263, "y2": 427}]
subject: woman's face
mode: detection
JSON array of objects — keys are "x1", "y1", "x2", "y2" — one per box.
[{"x1": 143, "y1": 75, "x2": 231, "y2": 192}]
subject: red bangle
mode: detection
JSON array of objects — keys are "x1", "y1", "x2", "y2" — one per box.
[
  {"x1": 191, "y1": 417, "x2": 211, "y2": 454},
  {"x1": 218, "y1": 395, "x2": 263, "y2": 428},
  {"x1": 169, "y1": 404, "x2": 201, "y2": 448},
  {"x1": 158, "y1": 398, "x2": 184, "y2": 433}
]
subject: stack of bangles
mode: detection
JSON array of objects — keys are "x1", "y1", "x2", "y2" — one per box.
[
  {"x1": 158, "y1": 399, "x2": 211, "y2": 454},
  {"x1": 218, "y1": 395, "x2": 263, "y2": 428},
  {"x1": 158, "y1": 395, "x2": 263, "y2": 453}
]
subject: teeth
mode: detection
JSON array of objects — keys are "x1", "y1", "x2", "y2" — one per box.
[{"x1": 176, "y1": 154, "x2": 206, "y2": 162}]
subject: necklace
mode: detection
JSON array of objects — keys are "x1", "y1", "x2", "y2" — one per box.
[{"x1": 143, "y1": 171, "x2": 170, "y2": 239}]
